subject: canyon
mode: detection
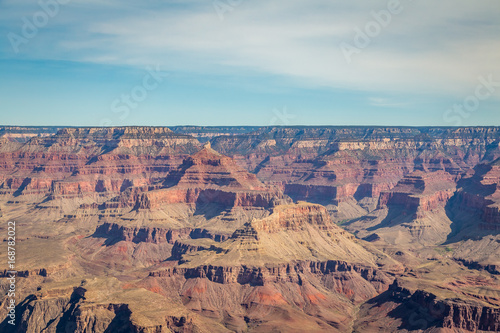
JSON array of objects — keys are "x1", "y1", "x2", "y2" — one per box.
[{"x1": 0, "y1": 126, "x2": 499, "y2": 332}]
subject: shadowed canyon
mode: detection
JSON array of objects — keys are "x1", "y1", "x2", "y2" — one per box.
[{"x1": 0, "y1": 126, "x2": 499, "y2": 332}]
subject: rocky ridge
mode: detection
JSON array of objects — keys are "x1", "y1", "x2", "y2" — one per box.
[{"x1": 1, "y1": 126, "x2": 500, "y2": 332}]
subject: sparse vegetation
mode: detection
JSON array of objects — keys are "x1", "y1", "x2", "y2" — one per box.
[{"x1": 337, "y1": 219, "x2": 350, "y2": 226}]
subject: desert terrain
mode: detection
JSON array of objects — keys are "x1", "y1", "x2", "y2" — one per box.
[{"x1": 0, "y1": 126, "x2": 499, "y2": 332}]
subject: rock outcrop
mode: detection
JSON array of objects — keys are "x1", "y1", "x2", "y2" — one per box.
[
  {"x1": 1, "y1": 126, "x2": 500, "y2": 332},
  {"x1": 355, "y1": 278, "x2": 500, "y2": 332},
  {"x1": 377, "y1": 170, "x2": 457, "y2": 214},
  {"x1": 455, "y1": 159, "x2": 500, "y2": 229},
  {"x1": 344, "y1": 171, "x2": 458, "y2": 246}
]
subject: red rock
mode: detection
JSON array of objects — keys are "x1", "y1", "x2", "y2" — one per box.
[{"x1": 378, "y1": 170, "x2": 457, "y2": 213}]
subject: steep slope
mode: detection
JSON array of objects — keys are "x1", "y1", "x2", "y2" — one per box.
[
  {"x1": 210, "y1": 126, "x2": 500, "y2": 223},
  {"x1": 444, "y1": 159, "x2": 500, "y2": 272},
  {"x1": 144, "y1": 201, "x2": 400, "y2": 332},
  {"x1": 344, "y1": 170, "x2": 457, "y2": 247},
  {"x1": 174, "y1": 202, "x2": 385, "y2": 267},
  {"x1": 1, "y1": 126, "x2": 500, "y2": 332},
  {"x1": 354, "y1": 259, "x2": 500, "y2": 332},
  {"x1": 454, "y1": 159, "x2": 500, "y2": 232},
  {"x1": 90, "y1": 142, "x2": 288, "y2": 241},
  {"x1": 0, "y1": 127, "x2": 201, "y2": 200}
]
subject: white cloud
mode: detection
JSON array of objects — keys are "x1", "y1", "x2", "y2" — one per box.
[{"x1": 2, "y1": 0, "x2": 500, "y2": 99}]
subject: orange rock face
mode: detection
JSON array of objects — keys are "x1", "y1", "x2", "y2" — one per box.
[
  {"x1": 1, "y1": 126, "x2": 500, "y2": 332},
  {"x1": 378, "y1": 170, "x2": 457, "y2": 213}
]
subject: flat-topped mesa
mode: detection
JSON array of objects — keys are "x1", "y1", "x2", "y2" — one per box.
[
  {"x1": 251, "y1": 202, "x2": 338, "y2": 233},
  {"x1": 378, "y1": 170, "x2": 457, "y2": 212}
]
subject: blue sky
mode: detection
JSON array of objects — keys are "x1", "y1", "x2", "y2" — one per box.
[{"x1": 0, "y1": 0, "x2": 499, "y2": 126}]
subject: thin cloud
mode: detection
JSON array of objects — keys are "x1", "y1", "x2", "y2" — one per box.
[
  {"x1": 1, "y1": 0, "x2": 499, "y2": 99},
  {"x1": 369, "y1": 97, "x2": 408, "y2": 108}
]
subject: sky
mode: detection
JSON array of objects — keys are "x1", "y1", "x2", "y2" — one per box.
[{"x1": 0, "y1": 0, "x2": 499, "y2": 127}]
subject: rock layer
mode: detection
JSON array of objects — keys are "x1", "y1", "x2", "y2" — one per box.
[{"x1": 1, "y1": 126, "x2": 500, "y2": 332}]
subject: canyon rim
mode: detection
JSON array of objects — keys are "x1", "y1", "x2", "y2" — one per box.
[
  {"x1": 0, "y1": 126, "x2": 499, "y2": 332},
  {"x1": 2, "y1": 1, "x2": 500, "y2": 332}
]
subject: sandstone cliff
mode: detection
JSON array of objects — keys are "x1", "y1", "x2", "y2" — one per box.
[{"x1": 1, "y1": 126, "x2": 500, "y2": 332}]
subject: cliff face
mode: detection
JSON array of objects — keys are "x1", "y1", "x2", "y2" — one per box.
[
  {"x1": 93, "y1": 222, "x2": 193, "y2": 244},
  {"x1": 117, "y1": 143, "x2": 283, "y2": 211},
  {"x1": 377, "y1": 170, "x2": 457, "y2": 213},
  {"x1": 2, "y1": 126, "x2": 500, "y2": 332},
  {"x1": 0, "y1": 280, "x2": 198, "y2": 333},
  {"x1": 0, "y1": 127, "x2": 201, "y2": 199},
  {"x1": 343, "y1": 170, "x2": 458, "y2": 247},
  {"x1": 206, "y1": 128, "x2": 499, "y2": 228},
  {"x1": 136, "y1": 201, "x2": 400, "y2": 330},
  {"x1": 171, "y1": 126, "x2": 260, "y2": 143},
  {"x1": 213, "y1": 126, "x2": 500, "y2": 172},
  {"x1": 144, "y1": 259, "x2": 394, "y2": 331},
  {"x1": 355, "y1": 278, "x2": 500, "y2": 332},
  {"x1": 149, "y1": 260, "x2": 392, "y2": 296},
  {"x1": 253, "y1": 203, "x2": 334, "y2": 232},
  {"x1": 455, "y1": 160, "x2": 500, "y2": 229},
  {"x1": 2, "y1": 126, "x2": 499, "y2": 204},
  {"x1": 0, "y1": 126, "x2": 60, "y2": 142}
]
